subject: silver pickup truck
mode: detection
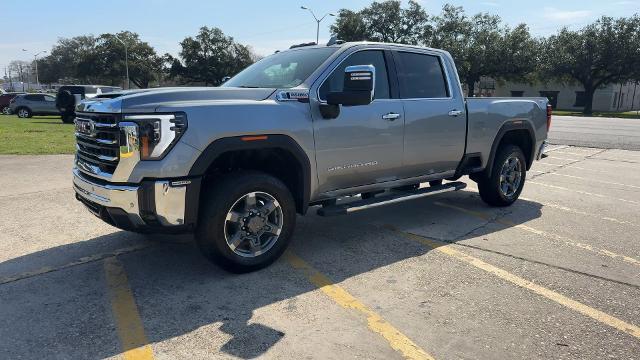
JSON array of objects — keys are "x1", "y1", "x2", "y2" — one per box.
[{"x1": 73, "y1": 41, "x2": 550, "y2": 272}]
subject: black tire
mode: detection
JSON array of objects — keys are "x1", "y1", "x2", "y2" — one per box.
[
  {"x1": 428, "y1": 180, "x2": 443, "y2": 187},
  {"x1": 196, "y1": 170, "x2": 296, "y2": 273},
  {"x1": 16, "y1": 107, "x2": 32, "y2": 118},
  {"x1": 477, "y1": 144, "x2": 526, "y2": 207},
  {"x1": 61, "y1": 114, "x2": 75, "y2": 124}
]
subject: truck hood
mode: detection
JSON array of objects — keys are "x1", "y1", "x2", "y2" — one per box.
[{"x1": 77, "y1": 87, "x2": 277, "y2": 113}]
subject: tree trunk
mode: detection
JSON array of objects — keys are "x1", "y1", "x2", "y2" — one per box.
[
  {"x1": 583, "y1": 87, "x2": 595, "y2": 115},
  {"x1": 467, "y1": 81, "x2": 475, "y2": 97}
]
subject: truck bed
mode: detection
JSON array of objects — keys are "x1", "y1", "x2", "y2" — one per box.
[{"x1": 465, "y1": 97, "x2": 549, "y2": 169}]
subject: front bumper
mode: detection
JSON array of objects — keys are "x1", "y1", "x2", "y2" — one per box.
[{"x1": 73, "y1": 168, "x2": 200, "y2": 232}]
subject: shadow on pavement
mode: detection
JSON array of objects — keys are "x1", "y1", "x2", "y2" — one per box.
[{"x1": 0, "y1": 189, "x2": 542, "y2": 359}]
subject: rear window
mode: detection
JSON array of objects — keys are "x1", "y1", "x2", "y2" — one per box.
[{"x1": 395, "y1": 52, "x2": 449, "y2": 99}]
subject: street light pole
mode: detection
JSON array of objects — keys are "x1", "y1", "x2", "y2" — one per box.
[
  {"x1": 300, "y1": 6, "x2": 335, "y2": 44},
  {"x1": 115, "y1": 36, "x2": 130, "y2": 89},
  {"x1": 22, "y1": 49, "x2": 46, "y2": 90}
]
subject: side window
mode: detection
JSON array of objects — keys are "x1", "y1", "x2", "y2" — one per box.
[
  {"x1": 24, "y1": 95, "x2": 42, "y2": 101},
  {"x1": 395, "y1": 52, "x2": 449, "y2": 99},
  {"x1": 319, "y1": 50, "x2": 390, "y2": 101}
]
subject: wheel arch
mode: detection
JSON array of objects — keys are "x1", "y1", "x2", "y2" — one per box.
[
  {"x1": 189, "y1": 135, "x2": 311, "y2": 215},
  {"x1": 486, "y1": 121, "x2": 536, "y2": 177}
]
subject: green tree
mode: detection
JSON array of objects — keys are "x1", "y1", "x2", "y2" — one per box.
[
  {"x1": 38, "y1": 36, "x2": 97, "y2": 84},
  {"x1": 170, "y1": 26, "x2": 255, "y2": 86},
  {"x1": 428, "y1": 5, "x2": 537, "y2": 97},
  {"x1": 92, "y1": 31, "x2": 164, "y2": 88},
  {"x1": 540, "y1": 15, "x2": 640, "y2": 114},
  {"x1": 331, "y1": 0, "x2": 429, "y2": 45}
]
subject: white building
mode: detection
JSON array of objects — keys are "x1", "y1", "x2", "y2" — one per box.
[{"x1": 474, "y1": 78, "x2": 640, "y2": 112}]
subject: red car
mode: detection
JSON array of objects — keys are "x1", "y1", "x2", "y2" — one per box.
[{"x1": 0, "y1": 92, "x2": 25, "y2": 115}]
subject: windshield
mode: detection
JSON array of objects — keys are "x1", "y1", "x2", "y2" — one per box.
[{"x1": 223, "y1": 47, "x2": 337, "y2": 89}]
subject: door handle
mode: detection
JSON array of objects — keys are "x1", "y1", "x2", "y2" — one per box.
[
  {"x1": 448, "y1": 110, "x2": 463, "y2": 117},
  {"x1": 382, "y1": 112, "x2": 401, "y2": 120}
]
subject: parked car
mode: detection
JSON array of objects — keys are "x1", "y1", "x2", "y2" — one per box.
[
  {"x1": 0, "y1": 92, "x2": 25, "y2": 115},
  {"x1": 73, "y1": 41, "x2": 550, "y2": 272},
  {"x1": 9, "y1": 94, "x2": 60, "y2": 118},
  {"x1": 56, "y1": 85, "x2": 121, "y2": 123}
]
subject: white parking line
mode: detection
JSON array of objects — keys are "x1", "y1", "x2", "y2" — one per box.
[
  {"x1": 519, "y1": 197, "x2": 639, "y2": 228},
  {"x1": 542, "y1": 173, "x2": 640, "y2": 190},
  {"x1": 528, "y1": 181, "x2": 640, "y2": 206}
]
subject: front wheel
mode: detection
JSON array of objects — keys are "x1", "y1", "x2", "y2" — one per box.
[
  {"x1": 17, "y1": 108, "x2": 31, "y2": 118},
  {"x1": 1, "y1": 106, "x2": 10, "y2": 115},
  {"x1": 196, "y1": 171, "x2": 296, "y2": 273},
  {"x1": 477, "y1": 144, "x2": 526, "y2": 207}
]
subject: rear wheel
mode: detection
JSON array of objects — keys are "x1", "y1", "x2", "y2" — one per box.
[
  {"x1": 477, "y1": 144, "x2": 526, "y2": 207},
  {"x1": 17, "y1": 107, "x2": 31, "y2": 118},
  {"x1": 1, "y1": 106, "x2": 10, "y2": 115},
  {"x1": 196, "y1": 171, "x2": 296, "y2": 273}
]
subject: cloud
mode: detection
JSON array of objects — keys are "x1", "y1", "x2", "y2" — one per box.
[{"x1": 543, "y1": 7, "x2": 593, "y2": 22}]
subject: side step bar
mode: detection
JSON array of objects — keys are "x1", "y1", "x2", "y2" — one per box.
[{"x1": 317, "y1": 181, "x2": 467, "y2": 217}]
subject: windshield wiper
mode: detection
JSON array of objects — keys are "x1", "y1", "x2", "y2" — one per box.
[{"x1": 237, "y1": 85, "x2": 262, "y2": 88}]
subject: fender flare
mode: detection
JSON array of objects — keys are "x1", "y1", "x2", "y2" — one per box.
[
  {"x1": 188, "y1": 134, "x2": 311, "y2": 214},
  {"x1": 486, "y1": 120, "x2": 536, "y2": 177}
]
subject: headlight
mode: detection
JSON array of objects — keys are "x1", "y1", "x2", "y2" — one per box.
[{"x1": 123, "y1": 113, "x2": 187, "y2": 160}]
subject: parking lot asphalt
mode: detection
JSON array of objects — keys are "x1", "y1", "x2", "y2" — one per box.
[{"x1": 1, "y1": 146, "x2": 639, "y2": 359}]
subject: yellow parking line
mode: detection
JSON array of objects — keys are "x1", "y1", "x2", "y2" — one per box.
[
  {"x1": 518, "y1": 197, "x2": 639, "y2": 228},
  {"x1": 104, "y1": 257, "x2": 155, "y2": 360},
  {"x1": 528, "y1": 181, "x2": 640, "y2": 206},
  {"x1": 389, "y1": 229, "x2": 640, "y2": 340},
  {"x1": 284, "y1": 251, "x2": 434, "y2": 360},
  {"x1": 433, "y1": 202, "x2": 640, "y2": 268},
  {"x1": 0, "y1": 244, "x2": 152, "y2": 285}
]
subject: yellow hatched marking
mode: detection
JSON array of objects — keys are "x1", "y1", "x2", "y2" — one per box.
[
  {"x1": 392, "y1": 230, "x2": 640, "y2": 340},
  {"x1": 104, "y1": 257, "x2": 155, "y2": 360},
  {"x1": 284, "y1": 251, "x2": 434, "y2": 360},
  {"x1": 433, "y1": 202, "x2": 640, "y2": 267}
]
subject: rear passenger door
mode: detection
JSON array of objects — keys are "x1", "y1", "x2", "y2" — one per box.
[{"x1": 392, "y1": 50, "x2": 466, "y2": 178}]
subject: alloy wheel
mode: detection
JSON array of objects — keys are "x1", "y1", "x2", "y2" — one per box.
[
  {"x1": 499, "y1": 155, "x2": 522, "y2": 198},
  {"x1": 224, "y1": 191, "x2": 284, "y2": 258}
]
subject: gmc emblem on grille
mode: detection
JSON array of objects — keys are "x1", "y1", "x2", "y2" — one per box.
[{"x1": 75, "y1": 120, "x2": 95, "y2": 137}]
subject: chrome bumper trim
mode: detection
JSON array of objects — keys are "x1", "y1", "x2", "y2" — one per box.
[
  {"x1": 154, "y1": 181, "x2": 188, "y2": 226},
  {"x1": 73, "y1": 168, "x2": 145, "y2": 226},
  {"x1": 73, "y1": 168, "x2": 189, "y2": 228}
]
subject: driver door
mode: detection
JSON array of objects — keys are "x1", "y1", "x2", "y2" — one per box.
[{"x1": 311, "y1": 49, "x2": 405, "y2": 193}]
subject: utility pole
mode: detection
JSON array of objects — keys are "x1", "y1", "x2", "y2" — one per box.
[
  {"x1": 115, "y1": 36, "x2": 130, "y2": 89},
  {"x1": 300, "y1": 6, "x2": 335, "y2": 44}
]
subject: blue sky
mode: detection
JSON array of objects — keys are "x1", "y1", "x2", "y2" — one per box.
[{"x1": 2, "y1": 0, "x2": 638, "y2": 70}]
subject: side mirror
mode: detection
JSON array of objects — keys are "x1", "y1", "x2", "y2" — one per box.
[
  {"x1": 221, "y1": 76, "x2": 231, "y2": 84},
  {"x1": 326, "y1": 65, "x2": 375, "y2": 106}
]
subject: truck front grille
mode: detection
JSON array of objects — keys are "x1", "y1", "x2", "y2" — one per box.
[{"x1": 75, "y1": 112, "x2": 121, "y2": 175}]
